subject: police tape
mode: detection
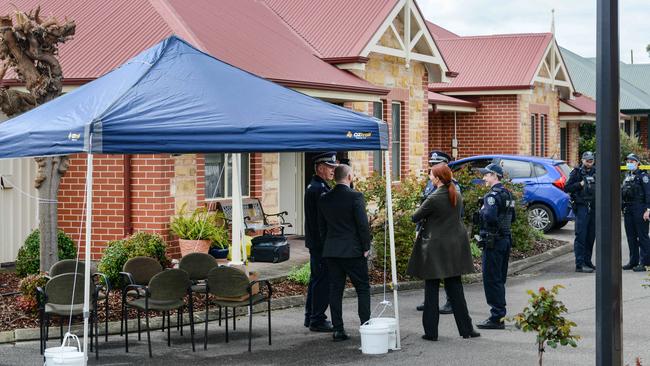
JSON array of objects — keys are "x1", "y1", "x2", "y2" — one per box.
[{"x1": 620, "y1": 165, "x2": 650, "y2": 170}]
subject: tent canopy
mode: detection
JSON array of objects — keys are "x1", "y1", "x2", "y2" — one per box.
[{"x1": 0, "y1": 36, "x2": 388, "y2": 159}]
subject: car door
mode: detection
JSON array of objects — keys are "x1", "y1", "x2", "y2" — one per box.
[{"x1": 498, "y1": 159, "x2": 538, "y2": 201}]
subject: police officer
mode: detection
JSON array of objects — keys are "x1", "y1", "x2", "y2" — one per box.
[
  {"x1": 476, "y1": 163, "x2": 515, "y2": 330},
  {"x1": 564, "y1": 151, "x2": 596, "y2": 273},
  {"x1": 621, "y1": 153, "x2": 650, "y2": 272},
  {"x1": 304, "y1": 152, "x2": 338, "y2": 332},
  {"x1": 415, "y1": 150, "x2": 459, "y2": 314}
]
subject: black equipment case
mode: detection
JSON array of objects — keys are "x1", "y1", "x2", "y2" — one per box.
[{"x1": 250, "y1": 235, "x2": 290, "y2": 263}]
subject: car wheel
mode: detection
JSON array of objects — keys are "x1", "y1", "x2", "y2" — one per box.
[
  {"x1": 554, "y1": 220, "x2": 569, "y2": 229},
  {"x1": 527, "y1": 204, "x2": 556, "y2": 233}
]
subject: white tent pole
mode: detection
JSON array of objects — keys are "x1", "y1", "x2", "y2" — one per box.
[
  {"x1": 384, "y1": 150, "x2": 400, "y2": 349},
  {"x1": 229, "y1": 153, "x2": 244, "y2": 265},
  {"x1": 82, "y1": 151, "x2": 93, "y2": 364}
]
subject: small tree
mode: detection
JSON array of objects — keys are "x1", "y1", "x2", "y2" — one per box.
[{"x1": 511, "y1": 285, "x2": 580, "y2": 366}]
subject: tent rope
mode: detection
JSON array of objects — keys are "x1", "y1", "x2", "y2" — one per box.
[{"x1": 0, "y1": 175, "x2": 58, "y2": 203}]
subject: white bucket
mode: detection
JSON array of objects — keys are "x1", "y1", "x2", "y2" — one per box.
[
  {"x1": 369, "y1": 317, "x2": 397, "y2": 350},
  {"x1": 43, "y1": 333, "x2": 84, "y2": 366},
  {"x1": 359, "y1": 321, "x2": 390, "y2": 355}
]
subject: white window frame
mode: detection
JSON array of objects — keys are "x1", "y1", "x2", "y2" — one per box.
[
  {"x1": 204, "y1": 153, "x2": 250, "y2": 200},
  {"x1": 391, "y1": 102, "x2": 402, "y2": 181}
]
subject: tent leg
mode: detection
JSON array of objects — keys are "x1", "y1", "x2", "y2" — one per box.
[
  {"x1": 82, "y1": 151, "x2": 94, "y2": 365},
  {"x1": 383, "y1": 150, "x2": 400, "y2": 350}
]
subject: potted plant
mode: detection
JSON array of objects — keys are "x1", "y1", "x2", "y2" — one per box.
[
  {"x1": 170, "y1": 205, "x2": 222, "y2": 257},
  {"x1": 208, "y1": 212, "x2": 230, "y2": 259}
]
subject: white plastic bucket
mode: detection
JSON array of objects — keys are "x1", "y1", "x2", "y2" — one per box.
[
  {"x1": 359, "y1": 321, "x2": 390, "y2": 355},
  {"x1": 369, "y1": 317, "x2": 397, "y2": 350},
  {"x1": 44, "y1": 333, "x2": 84, "y2": 366}
]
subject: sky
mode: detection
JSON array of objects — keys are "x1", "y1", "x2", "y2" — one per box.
[{"x1": 419, "y1": 0, "x2": 650, "y2": 64}]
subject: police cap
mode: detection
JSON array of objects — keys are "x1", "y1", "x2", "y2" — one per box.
[
  {"x1": 428, "y1": 150, "x2": 451, "y2": 164},
  {"x1": 581, "y1": 151, "x2": 595, "y2": 161},
  {"x1": 313, "y1": 152, "x2": 338, "y2": 167},
  {"x1": 479, "y1": 163, "x2": 504, "y2": 178},
  {"x1": 626, "y1": 153, "x2": 640, "y2": 163}
]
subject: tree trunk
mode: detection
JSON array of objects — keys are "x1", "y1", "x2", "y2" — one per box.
[
  {"x1": 36, "y1": 156, "x2": 68, "y2": 271},
  {"x1": 538, "y1": 342, "x2": 544, "y2": 366}
]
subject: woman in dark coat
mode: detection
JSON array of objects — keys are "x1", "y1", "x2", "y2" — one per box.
[{"x1": 407, "y1": 163, "x2": 480, "y2": 341}]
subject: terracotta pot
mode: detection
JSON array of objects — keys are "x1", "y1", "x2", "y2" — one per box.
[{"x1": 179, "y1": 239, "x2": 211, "y2": 257}]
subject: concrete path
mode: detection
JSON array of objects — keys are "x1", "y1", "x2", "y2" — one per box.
[{"x1": 2, "y1": 224, "x2": 649, "y2": 365}]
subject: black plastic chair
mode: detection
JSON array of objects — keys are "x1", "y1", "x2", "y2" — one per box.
[
  {"x1": 205, "y1": 266, "x2": 272, "y2": 352},
  {"x1": 179, "y1": 252, "x2": 220, "y2": 322},
  {"x1": 119, "y1": 256, "x2": 163, "y2": 337},
  {"x1": 123, "y1": 269, "x2": 195, "y2": 358},
  {"x1": 37, "y1": 273, "x2": 99, "y2": 359},
  {"x1": 48, "y1": 259, "x2": 111, "y2": 341}
]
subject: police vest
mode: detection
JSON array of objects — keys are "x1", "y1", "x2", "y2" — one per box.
[
  {"x1": 622, "y1": 172, "x2": 646, "y2": 204},
  {"x1": 492, "y1": 186, "x2": 515, "y2": 236}
]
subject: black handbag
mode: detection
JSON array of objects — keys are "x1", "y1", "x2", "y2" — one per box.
[{"x1": 250, "y1": 235, "x2": 290, "y2": 263}]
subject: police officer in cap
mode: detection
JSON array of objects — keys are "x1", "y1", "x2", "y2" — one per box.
[
  {"x1": 564, "y1": 151, "x2": 596, "y2": 273},
  {"x1": 476, "y1": 163, "x2": 515, "y2": 330},
  {"x1": 415, "y1": 150, "x2": 459, "y2": 314},
  {"x1": 621, "y1": 153, "x2": 650, "y2": 272},
  {"x1": 304, "y1": 152, "x2": 338, "y2": 331}
]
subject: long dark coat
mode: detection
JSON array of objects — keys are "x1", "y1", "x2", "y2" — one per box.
[{"x1": 406, "y1": 185, "x2": 474, "y2": 280}]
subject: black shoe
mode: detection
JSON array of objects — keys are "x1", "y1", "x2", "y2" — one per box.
[
  {"x1": 462, "y1": 330, "x2": 481, "y2": 339},
  {"x1": 585, "y1": 263, "x2": 596, "y2": 270},
  {"x1": 576, "y1": 266, "x2": 594, "y2": 273},
  {"x1": 310, "y1": 321, "x2": 334, "y2": 332},
  {"x1": 476, "y1": 319, "x2": 505, "y2": 330},
  {"x1": 304, "y1": 319, "x2": 310, "y2": 328},
  {"x1": 439, "y1": 301, "x2": 453, "y2": 315},
  {"x1": 623, "y1": 263, "x2": 636, "y2": 270},
  {"x1": 416, "y1": 303, "x2": 425, "y2": 311},
  {"x1": 333, "y1": 330, "x2": 349, "y2": 342},
  {"x1": 633, "y1": 265, "x2": 648, "y2": 272},
  {"x1": 421, "y1": 334, "x2": 438, "y2": 341}
]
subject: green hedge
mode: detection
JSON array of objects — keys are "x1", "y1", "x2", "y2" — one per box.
[
  {"x1": 15, "y1": 229, "x2": 77, "y2": 277},
  {"x1": 97, "y1": 232, "x2": 170, "y2": 288}
]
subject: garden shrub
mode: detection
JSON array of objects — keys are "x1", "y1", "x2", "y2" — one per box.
[
  {"x1": 287, "y1": 262, "x2": 311, "y2": 285},
  {"x1": 17, "y1": 273, "x2": 48, "y2": 314},
  {"x1": 15, "y1": 229, "x2": 77, "y2": 277},
  {"x1": 97, "y1": 232, "x2": 170, "y2": 288}
]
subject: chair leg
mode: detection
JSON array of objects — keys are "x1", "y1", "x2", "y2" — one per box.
[
  {"x1": 45, "y1": 315, "x2": 50, "y2": 342},
  {"x1": 268, "y1": 297, "x2": 272, "y2": 346},
  {"x1": 177, "y1": 308, "x2": 181, "y2": 331},
  {"x1": 95, "y1": 310, "x2": 99, "y2": 360},
  {"x1": 137, "y1": 310, "x2": 141, "y2": 341},
  {"x1": 219, "y1": 306, "x2": 222, "y2": 327},
  {"x1": 59, "y1": 316, "x2": 64, "y2": 342},
  {"x1": 180, "y1": 306, "x2": 184, "y2": 336},
  {"x1": 120, "y1": 299, "x2": 124, "y2": 337},
  {"x1": 189, "y1": 299, "x2": 195, "y2": 352},
  {"x1": 204, "y1": 295, "x2": 209, "y2": 350},
  {"x1": 145, "y1": 309, "x2": 152, "y2": 358},
  {"x1": 248, "y1": 304, "x2": 253, "y2": 352},
  {"x1": 162, "y1": 310, "x2": 166, "y2": 332},
  {"x1": 233, "y1": 308, "x2": 236, "y2": 331},
  {"x1": 39, "y1": 311, "x2": 44, "y2": 355},
  {"x1": 105, "y1": 296, "x2": 109, "y2": 342},
  {"x1": 90, "y1": 314, "x2": 94, "y2": 352},
  {"x1": 225, "y1": 307, "x2": 229, "y2": 343},
  {"x1": 125, "y1": 306, "x2": 129, "y2": 353},
  {"x1": 167, "y1": 311, "x2": 171, "y2": 347}
]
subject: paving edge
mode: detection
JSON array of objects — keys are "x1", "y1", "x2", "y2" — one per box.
[{"x1": 2, "y1": 241, "x2": 571, "y2": 344}]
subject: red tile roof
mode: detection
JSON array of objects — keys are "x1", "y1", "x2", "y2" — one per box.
[
  {"x1": 426, "y1": 21, "x2": 460, "y2": 40},
  {"x1": 429, "y1": 33, "x2": 553, "y2": 92},
  {"x1": 428, "y1": 92, "x2": 477, "y2": 107},
  {"x1": 562, "y1": 95, "x2": 596, "y2": 115},
  {"x1": 263, "y1": 0, "x2": 399, "y2": 59},
  {"x1": 0, "y1": 0, "x2": 387, "y2": 95}
]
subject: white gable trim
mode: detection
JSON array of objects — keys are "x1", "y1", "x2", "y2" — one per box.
[
  {"x1": 359, "y1": 0, "x2": 449, "y2": 82},
  {"x1": 532, "y1": 39, "x2": 575, "y2": 98}
]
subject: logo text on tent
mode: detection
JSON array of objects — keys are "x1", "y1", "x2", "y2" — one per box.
[
  {"x1": 68, "y1": 132, "x2": 81, "y2": 141},
  {"x1": 346, "y1": 131, "x2": 372, "y2": 140}
]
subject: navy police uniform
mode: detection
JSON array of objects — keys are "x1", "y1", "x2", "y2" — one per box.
[
  {"x1": 304, "y1": 152, "x2": 338, "y2": 328},
  {"x1": 621, "y1": 154, "x2": 650, "y2": 270},
  {"x1": 478, "y1": 164, "x2": 515, "y2": 326},
  {"x1": 564, "y1": 151, "x2": 596, "y2": 271}
]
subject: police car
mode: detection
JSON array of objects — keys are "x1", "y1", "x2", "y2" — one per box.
[{"x1": 448, "y1": 155, "x2": 574, "y2": 233}]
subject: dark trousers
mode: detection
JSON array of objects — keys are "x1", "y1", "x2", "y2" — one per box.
[
  {"x1": 326, "y1": 257, "x2": 371, "y2": 332},
  {"x1": 623, "y1": 207, "x2": 650, "y2": 266},
  {"x1": 573, "y1": 204, "x2": 596, "y2": 267},
  {"x1": 305, "y1": 249, "x2": 330, "y2": 326},
  {"x1": 423, "y1": 276, "x2": 473, "y2": 338},
  {"x1": 482, "y1": 239, "x2": 511, "y2": 322}
]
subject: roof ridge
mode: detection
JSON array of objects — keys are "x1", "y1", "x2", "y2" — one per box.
[
  {"x1": 148, "y1": 0, "x2": 207, "y2": 51},
  {"x1": 259, "y1": 0, "x2": 323, "y2": 57},
  {"x1": 440, "y1": 32, "x2": 552, "y2": 41}
]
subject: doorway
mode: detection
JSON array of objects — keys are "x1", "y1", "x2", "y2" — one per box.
[{"x1": 279, "y1": 153, "x2": 304, "y2": 235}]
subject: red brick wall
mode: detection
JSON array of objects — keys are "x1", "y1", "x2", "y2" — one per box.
[
  {"x1": 639, "y1": 116, "x2": 649, "y2": 149},
  {"x1": 428, "y1": 95, "x2": 519, "y2": 159}
]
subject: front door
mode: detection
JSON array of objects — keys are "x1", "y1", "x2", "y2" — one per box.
[{"x1": 280, "y1": 153, "x2": 304, "y2": 235}]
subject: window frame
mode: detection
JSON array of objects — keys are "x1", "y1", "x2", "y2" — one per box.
[
  {"x1": 204, "y1": 153, "x2": 250, "y2": 200},
  {"x1": 531, "y1": 114, "x2": 537, "y2": 156},
  {"x1": 391, "y1": 102, "x2": 401, "y2": 181},
  {"x1": 372, "y1": 101, "x2": 384, "y2": 175},
  {"x1": 500, "y1": 159, "x2": 534, "y2": 179}
]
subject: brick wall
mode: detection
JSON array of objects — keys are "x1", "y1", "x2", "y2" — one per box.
[
  {"x1": 428, "y1": 95, "x2": 520, "y2": 158},
  {"x1": 567, "y1": 123, "x2": 580, "y2": 167}
]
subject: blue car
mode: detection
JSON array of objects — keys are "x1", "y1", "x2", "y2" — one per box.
[{"x1": 448, "y1": 155, "x2": 574, "y2": 233}]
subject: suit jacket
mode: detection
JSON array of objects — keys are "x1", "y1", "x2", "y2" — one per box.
[
  {"x1": 406, "y1": 185, "x2": 474, "y2": 280},
  {"x1": 318, "y1": 184, "x2": 371, "y2": 258}
]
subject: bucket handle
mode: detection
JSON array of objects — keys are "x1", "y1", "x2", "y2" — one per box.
[{"x1": 61, "y1": 332, "x2": 82, "y2": 351}]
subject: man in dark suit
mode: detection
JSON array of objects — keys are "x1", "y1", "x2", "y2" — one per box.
[{"x1": 318, "y1": 164, "x2": 371, "y2": 341}]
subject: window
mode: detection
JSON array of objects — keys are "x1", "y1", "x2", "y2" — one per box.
[
  {"x1": 501, "y1": 159, "x2": 533, "y2": 179},
  {"x1": 624, "y1": 120, "x2": 631, "y2": 136},
  {"x1": 560, "y1": 127, "x2": 567, "y2": 161},
  {"x1": 391, "y1": 102, "x2": 401, "y2": 180},
  {"x1": 635, "y1": 118, "x2": 641, "y2": 139},
  {"x1": 372, "y1": 101, "x2": 384, "y2": 175},
  {"x1": 540, "y1": 115, "x2": 546, "y2": 157},
  {"x1": 450, "y1": 158, "x2": 492, "y2": 173},
  {"x1": 205, "y1": 153, "x2": 250, "y2": 199},
  {"x1": 530, "y1": 115, "x2": 536, "y2": 156},
  {"x1": 533, "y1": 163, "x2": 548, "y2": 177}
]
